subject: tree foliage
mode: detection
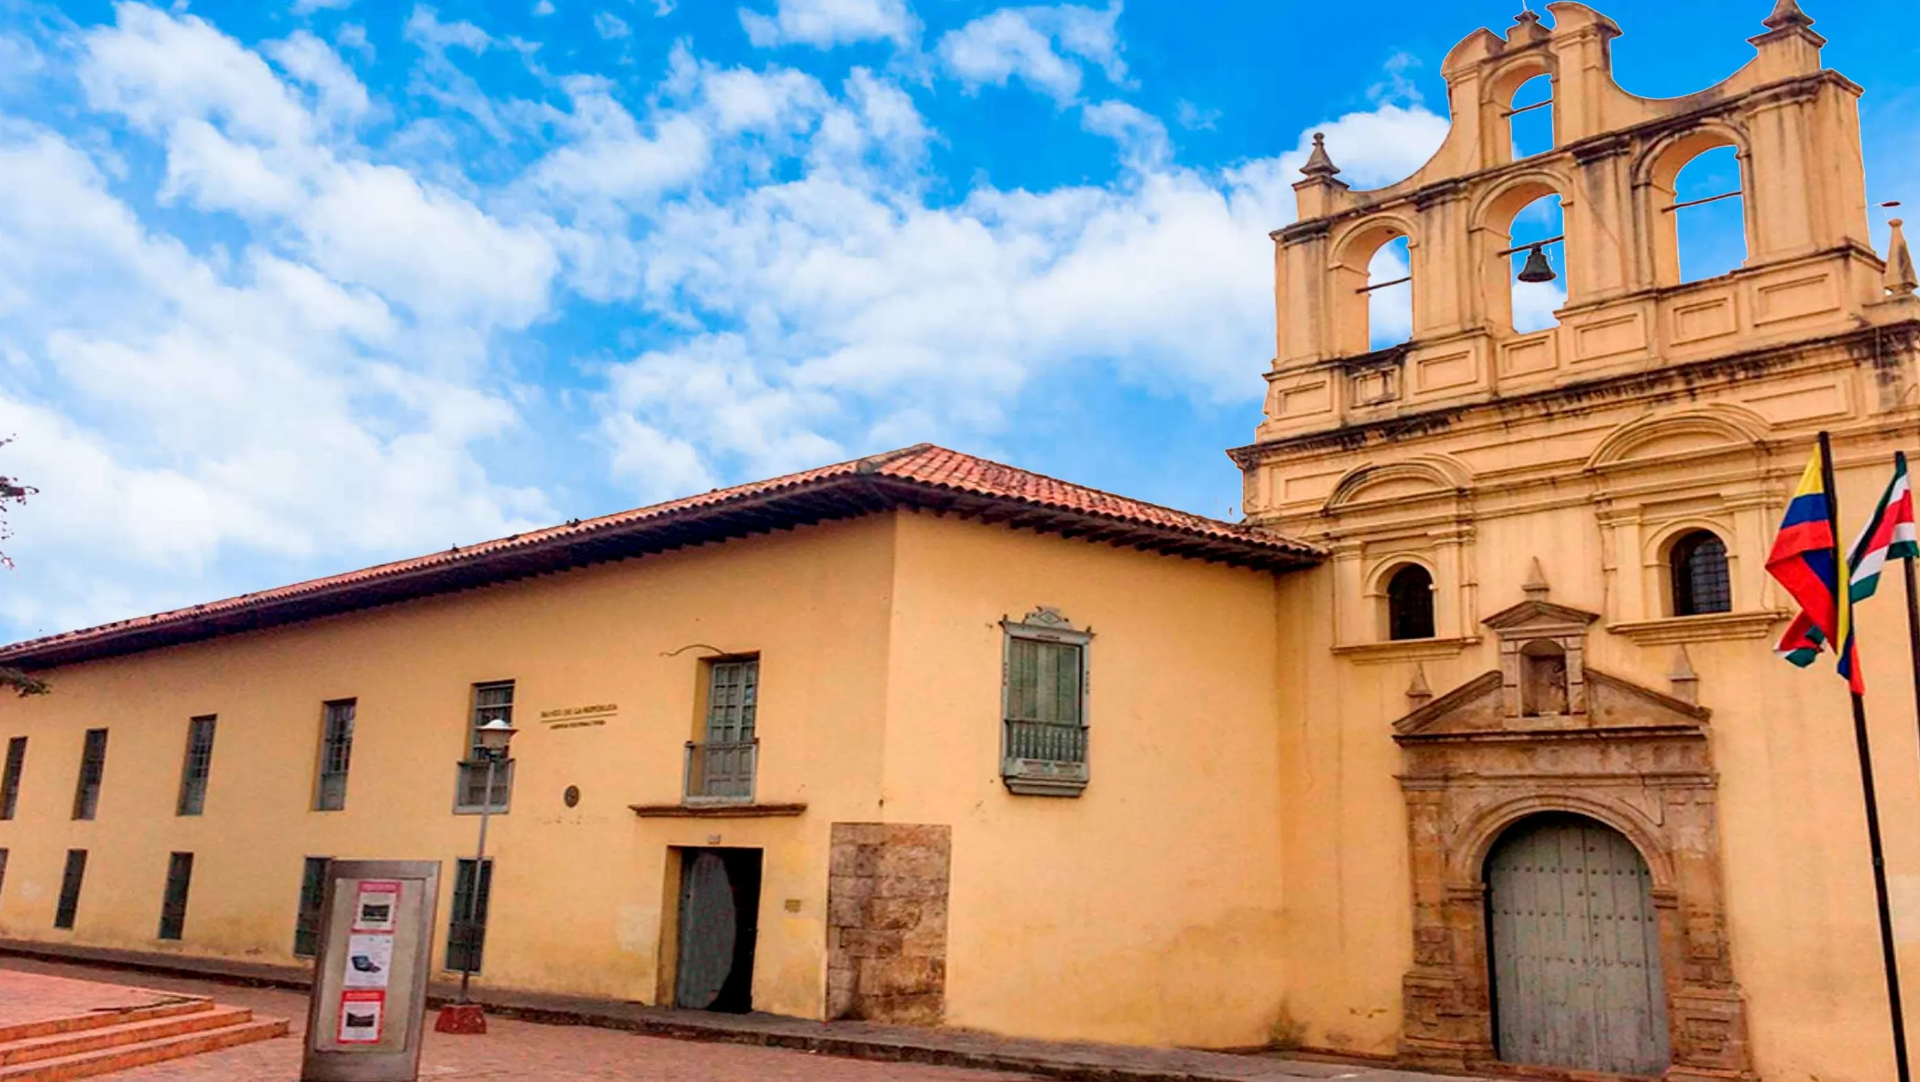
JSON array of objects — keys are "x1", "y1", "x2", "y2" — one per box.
[{"x1": 0, "y1": 438, "x2": 44, "y2": 697}]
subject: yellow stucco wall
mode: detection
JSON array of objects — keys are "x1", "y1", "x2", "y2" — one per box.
[
  {"x1": 880, "y1": 509, "x2": 1287, "y2": 1049},
  {"x1": 0, "y1": 508, "x2": 1294, "y2": 1049},
  {"x1": 0, "y1": 515, "x2": 901, "y2": 1019}
]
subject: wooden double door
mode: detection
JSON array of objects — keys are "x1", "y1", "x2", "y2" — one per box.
[{"x1": 1486, "y1": 814, "x2": 1671, "y2": 1077}]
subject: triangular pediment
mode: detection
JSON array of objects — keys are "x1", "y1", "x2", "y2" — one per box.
[
  {"x1": 1482, "y1": 598, "x2": 1600, "y2": 632},
  {"x1": 1393, "y1": 667, "x2": 1709, "y2": 742}
]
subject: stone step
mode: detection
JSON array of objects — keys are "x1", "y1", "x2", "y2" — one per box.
[
  {"x1": 0, "y1": 999, "x2": 211, "y2": 1045},
  {"x1": 0, "y1": 1017, "x2": 289, "y2": 1082},
  {"x1": 0, "y1": 1005, "x2": 255, "y2": 1067}
]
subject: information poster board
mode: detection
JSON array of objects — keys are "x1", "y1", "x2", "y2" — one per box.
[{"x1": 301, "y1": 861, "x2": 439, "y2": 1082}]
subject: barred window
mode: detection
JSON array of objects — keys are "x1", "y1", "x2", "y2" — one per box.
[
  {"x1": 1670, "y1": 531, "x2": 1732, "y2": 617},
  {"x1": 446, "y1": 858, "x2": 493, "y2": 973},
  {"x1": 0, "y1": 737, "x2": 23, "y2": 820},
  {"x1": 293, "y1": 856, "x2": 332, "y2": 957},
  {"x1": 55, "y1": 849, "x2": 86, "y2": 930},
  {"x1": 1386, "y1": 564, "x2": 1437, "y2": 641},
  {"x1": 0, "y1": 848, "x2": 9, "y2": 902},
  {"x1": 456, "y1": 682, "x2": 514, "y2": 814},
  {"x1": 1000, "y1": 609, "x2": 1092, "y2": 797},
  {"x1": 158, "y1": 852, "x2": 194, "y2": 941},
  {"x1": 315, "y1": 700, "x2": 355, "y2": 811},
  {"x1": 71, "y1": 730, "x2": 107, "y2": 821},
  {"x1": 176, "y1": 717, "x2": 217, "y2": 817}
]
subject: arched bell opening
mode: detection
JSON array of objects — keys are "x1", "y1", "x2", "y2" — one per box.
[
  {"x1": 1643, "y1": 128, "x2": 1752, "y2": 287},
  {"x1": 1507, "y1": 74, "x2": 1554, "y2": 160},
  {"x1": 1330, "y1": 218, "x2": 1419, "y2": 357},
  {"x1": 1475, "y1": 178, "x2": 1570, "y2": 334}
]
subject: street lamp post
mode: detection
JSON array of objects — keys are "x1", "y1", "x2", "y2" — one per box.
[{"x1": 437, "y1": 715, "x2": 515, "y2": 1034}]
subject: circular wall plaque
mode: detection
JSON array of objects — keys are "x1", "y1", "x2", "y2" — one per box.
[{"x1": 563, "y1": 785, "x2": 580, "y2": 808}]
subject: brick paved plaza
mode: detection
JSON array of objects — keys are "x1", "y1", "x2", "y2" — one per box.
[
  {"x1": 0, "y1": 956, "x2": 1483, "y2": 1082},
  {"x1": 0, "y1": 958, "x2": 1038, "y2": 1082}
]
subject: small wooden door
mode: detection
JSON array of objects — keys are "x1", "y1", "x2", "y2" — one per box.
[
  {"x1": 675, "y1": 852, "x2": 737, "y2": 1009},
  {"x1": 1487, "y1": 815, "x2": 1670, "y2": 1076}
]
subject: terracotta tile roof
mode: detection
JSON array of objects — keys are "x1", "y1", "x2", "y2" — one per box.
[{"x1": 0, "y1": 444, "x2": 1320, "y2": 669}]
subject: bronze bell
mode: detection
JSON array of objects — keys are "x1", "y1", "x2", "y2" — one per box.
[{"x1": 1517, "y1": 243, "x2": 1558, "y2": 284}]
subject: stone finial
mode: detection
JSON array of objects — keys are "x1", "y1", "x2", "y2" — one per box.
[
  {"x1": 1299, "y1": 133, "x2": 1340, "y2": 180},
  {"x1": 1885, "y1": 219, "x2": 1918, "y2": 298},
  {"x1": 1406, "y1": 663, "x2": 1434, "y2": 709},
  {"x1": 1522, "y1": 558, "x2": 1551, "y2": 601},
  {"x1": 1669, "y1": 646, "x2": 1700, "y2": 706},
  {"x1": 1762, "y1": 0, "x2": 1815, "y2": 30}
]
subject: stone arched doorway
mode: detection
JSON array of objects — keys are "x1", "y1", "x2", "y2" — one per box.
[
  {"x1": 1390, "y1": 588, "x2": 1753, "y2": 1081},
  {"x1": 1485, "y1": 813, "x2": 1670, "y2": 1076}
]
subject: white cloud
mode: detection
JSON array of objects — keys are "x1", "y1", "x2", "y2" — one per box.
[
  {"x1": 0, "y1": 124, "x2": 548, "y2": 634},
  {"x1": 533, "y1": 0, "x2": 556, "y2": 14},
  {"x1": 1080, "y1": 99, "x2": 1165, "y2": 165},
  {"x1": 0, "y1": 4, "x2": 563, "y2": 635},
  {"x1": 0, "y1": 3, "x2": 1458, "y2": 643},
  {"x1": 1174, "y1": 99, "x2": 1218, "y2": 131},
  {"x1": 267, "y1": 30, "x2": 374, "y2": 128},
  {"x1": 404, "y1": 5, "x2": 491, "y2": 55},
  {"x1": 292, "y1": 0, "x2": 355, "y2": 14},
  {"x1": 336, "y1": 23, "x2": 372, "y2": 57},
  {"x1": 937, "y1": 2, "x2": 1124, "y2": 106},
  {"x1": 654, "y1": 0, "x2": 676, "y2": 13},
  {"x1": 586, "y1": 87, "x2": 1448, "y2": 497},
  {"x1": 739, "y1": 0, "x2": 917, "y2": 49},
  {"x1": 595, "y1": 11, "x2": 631, "y2": 39}
]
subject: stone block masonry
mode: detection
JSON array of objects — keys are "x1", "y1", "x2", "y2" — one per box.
[{"x1": 826, "y1": 823, "x2": 951, "y2": 1026}]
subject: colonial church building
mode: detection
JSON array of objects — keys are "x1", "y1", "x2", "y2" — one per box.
[{"x1": 2, "y1": 4, "x2": 1917, "y2": 1080}]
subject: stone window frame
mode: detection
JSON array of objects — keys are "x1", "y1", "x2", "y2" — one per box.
[
  {"x1": 1589, "y1": 408, "x2": 1787, "y2": 646},
  {"x1": 1333, "y1": 532, "x2": 1479, "y2": 661},
  {"x1": 999, "y1": 607, "x2": 1092, "y2": 798},
  {"x1": 1607, "y1": 509, "x2": 1783, "y2": 645}
]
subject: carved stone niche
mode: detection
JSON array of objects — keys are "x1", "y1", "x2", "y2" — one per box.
[{"x1": 1391, "y1": 589, "x2": 1753, "y2": 1082}]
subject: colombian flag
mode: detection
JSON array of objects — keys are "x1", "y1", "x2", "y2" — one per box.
[{"x1": 1766, "y1": 444, "x2": 1862, "y2": 693}]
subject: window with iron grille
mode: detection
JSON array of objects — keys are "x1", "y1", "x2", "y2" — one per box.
[
  {"x1": 1006, "y1": 639, "x2": 1085, "y2": 758},
  {"x1": 1001, "y1": 610, "x2": 1091, "y2": 797},
  {"x1": 176, "y1": 717, "x2": 217, "y2": 817},
  {"x1": 455, "y1": 682, "x2": 514, "y2": 814},
  {"x1": 1670, "y1": 531, "x2": 1733, "y2": 617},
  {"x1": 0, "y1": 737, "x2": 24, "y2": 820},
  {"x1": 0, "y1": 848, "x2": 9, "y2": 903},
  {"x1": 293, "y1": 856, "x2": 332, "y2": 957},
  {"x1": 315, "y1": 700, "x2": 355, "y2": 811},
  {"x1": 1386, "y1": 564, "x2": 1437, "y2": 641},
  {"x1": 157, "y1": 852, "x2": 194, "y2": 940},
  {"x1": 686, "y1": 659, "x2": 758, "y2": 802},
  {"x1": 71, "y1": 729, "x2": 107, "y2": 821},
  {"x1": 445, "y1": 858, "x2": 493, "y2": 973},
  {"x1": 55, "y1": 849, "x2": 86, "y2": 929}
]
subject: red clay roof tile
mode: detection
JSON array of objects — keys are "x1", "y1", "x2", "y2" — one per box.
[{"x1": 0, "y1": 444, "x2": 1318, "y2": 668}]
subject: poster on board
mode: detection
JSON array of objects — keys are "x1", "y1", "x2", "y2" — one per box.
[
  {"x1": 352, "y1": 881, "x2": 401, "y2": 932},
  {"x1": 336, "y1": 990, "x2": 385, "y2": 1044},
  {"x1": 343, "y1": 933, "x2": 395, "y2": 989}
]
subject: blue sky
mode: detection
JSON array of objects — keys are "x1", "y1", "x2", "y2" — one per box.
[{"x1": 0, "y1": 0, "x2": 1916, "y2": 641}]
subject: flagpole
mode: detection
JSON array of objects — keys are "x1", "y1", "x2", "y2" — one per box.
[
  {"x1": 1820, "y1": 430, "x2": 1912, "y2": 1082},
  {"x1": 1906, "y1": 463, "x2": 1920, "y2": 787}
]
